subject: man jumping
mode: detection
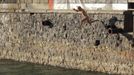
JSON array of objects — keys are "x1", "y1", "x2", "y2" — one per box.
[{"x1": 73, "y1": 6, "x2": 92, "y2": 27}]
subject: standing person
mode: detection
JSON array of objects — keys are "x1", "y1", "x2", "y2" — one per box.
[{"x1": 73, "y1": 6, "x2": 92, "y2": 27}]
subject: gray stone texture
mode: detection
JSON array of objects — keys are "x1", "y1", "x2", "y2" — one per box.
[{"x1": 0, "y1": 13, "x2": 134, "y2": 74}]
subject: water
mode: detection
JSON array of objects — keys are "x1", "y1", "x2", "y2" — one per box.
[{"x1": 0, "y1": 59, "x2": 108, "y2": 75}]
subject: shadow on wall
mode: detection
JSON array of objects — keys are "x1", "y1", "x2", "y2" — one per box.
[
  {"x1": 100, "y1": 16, "x2": 123, "y2": 33},
  {"x1": 101, "y1": 15, "x2": 134, "y2": 47}
]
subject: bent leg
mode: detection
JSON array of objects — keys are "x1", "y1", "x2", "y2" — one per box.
[
  {"x1": 81, "y1": 18, "x2": 87, "y2": 25},
  {"x1": 87, "y1": 19, "x2": 92, "y2": 25},
  {"x1": 80, "y1": 18, "x2": 87, "y2": 28}
]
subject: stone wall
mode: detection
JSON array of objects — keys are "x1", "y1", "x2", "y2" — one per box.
[{"x1": 0, "y1": 13, "x2": 134, "y2": 74}]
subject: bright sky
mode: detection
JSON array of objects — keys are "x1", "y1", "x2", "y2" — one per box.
[{"x1": 53, "y1": 0, "x2": 128, "y2": 10}]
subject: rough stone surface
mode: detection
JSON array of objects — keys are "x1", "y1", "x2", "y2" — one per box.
[{"x1": 0, "y1": 13, "x2": 134, "y2": 74}]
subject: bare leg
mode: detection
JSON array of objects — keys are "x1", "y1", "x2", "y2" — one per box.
[
  {"x1": 87, "y1": 16, "x2": 93, "y2": 25},
  {"x1": 81, "y1": 18, "x2": 87, "y2": 25},
  {"x1": 87, "y1": 19, "x2": 92, "y2": 25},
  {"x1": 80, "y1": 18, "x2": 87, "y2": 28}
]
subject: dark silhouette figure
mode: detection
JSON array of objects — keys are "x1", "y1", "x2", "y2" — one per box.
[
  {"x1": 101, "y1": 16, "x2": 118, "y2": 29},
  {"x1": 101, "y1": 16, "x2": 123, "y2": 34},
  {"x1": 42, "y1": 19, "x2": 53, "y2": 28},
  {"x1": 101, "y1": 16, "x2": 134, "y2": 47}
]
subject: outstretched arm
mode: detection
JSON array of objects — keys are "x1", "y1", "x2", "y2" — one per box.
[{"x1": 73, "y1": 8, "x2": 79, "y2": 12}]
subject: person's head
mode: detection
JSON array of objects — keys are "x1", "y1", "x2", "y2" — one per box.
[{"x1": 77, "y1": 6, "x2": 83, "y2": 11}]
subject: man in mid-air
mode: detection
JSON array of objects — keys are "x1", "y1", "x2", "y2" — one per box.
[{"x1": 73, "y1": 6, "x2": 92, "y2": 27}]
